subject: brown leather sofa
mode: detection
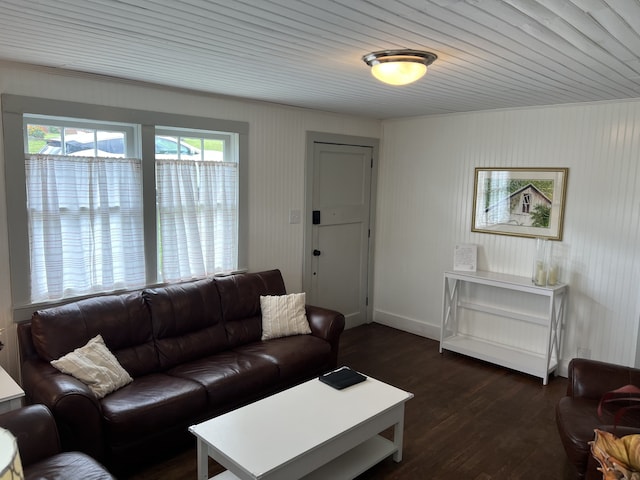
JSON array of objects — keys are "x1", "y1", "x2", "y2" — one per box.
[
  {"x1": 0, "y1": 404, "x2": 114, "y2": 479},
  {"x1": 556, "y1": 358, "x2": 640, "y2": 479},
  {"x1": 18, "y1": 269, "x2": 345, "y2": 475}
]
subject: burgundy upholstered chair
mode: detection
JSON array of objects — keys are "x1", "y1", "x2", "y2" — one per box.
[
  {"x1": 556, "y1": 358, "x2": 640, "y2": 479},
  {"x1": 0, "y1": 404, "x2": 114, "y2": 480}
]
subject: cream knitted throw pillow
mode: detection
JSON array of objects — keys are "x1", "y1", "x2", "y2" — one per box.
[
  {"x1": 51, "y1": 334, "x2": 132, "y2": 398},
  {"x1": 260, "y1": 292, "x2": 311, "y2": 340}
]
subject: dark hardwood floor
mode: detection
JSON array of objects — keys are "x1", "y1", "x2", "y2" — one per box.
[{"x1": 127, "y1": 323, "x2": 574, "y2": 480}]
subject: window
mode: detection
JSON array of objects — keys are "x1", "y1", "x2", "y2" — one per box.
[
  {"x1": 24, "y1": 118, "x2": 144, "y2": 302},
  {"x1": 154, "y1": 127, "x2": 238, "y2": 283},
  {"x1": 522, "y1": 193, "x2": 531, "y2": 213},
  {"x1": 3, "y1": 95, "x2": 248, "y2": 313}
]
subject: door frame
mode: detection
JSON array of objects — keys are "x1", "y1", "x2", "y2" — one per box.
[{"x1": 303, "y1": 131, "x2": 380, "y2": 325}]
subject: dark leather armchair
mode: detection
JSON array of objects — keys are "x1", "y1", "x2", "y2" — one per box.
[
  {"x1": 0, "y1": 404, "x2": 114, "y2": 480},
  {"x1": 556, "y1": 358, "x2": 640, "y2": 479}
]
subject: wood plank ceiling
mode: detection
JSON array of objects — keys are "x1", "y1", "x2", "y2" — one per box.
[{"x1": 0, "y1": 0, "x2": 639, "y2": 119}]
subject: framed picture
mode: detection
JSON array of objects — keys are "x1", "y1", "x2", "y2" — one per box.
[{"x1": 472, "y1": 167, "x2": 568, "y2": 240}]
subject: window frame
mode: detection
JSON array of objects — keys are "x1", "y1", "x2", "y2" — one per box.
[{"x1": 2, "y1": 94, "x2": 249, "y2": 320}]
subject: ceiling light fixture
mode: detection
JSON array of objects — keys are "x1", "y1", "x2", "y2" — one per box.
[{"x1": 362, "y1": 49, "x2": 437, "y2": 86}]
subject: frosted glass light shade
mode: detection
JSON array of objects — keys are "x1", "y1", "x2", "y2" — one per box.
[
  {"x1": 0, "y1": 428, "x2": 24, "y2": 480},
  {"x1": 371, "y1": 62, "x2": 427, "y2": 85},
  {"x1": 363, "y1": 49, "x2": 437, "y2": 86}
]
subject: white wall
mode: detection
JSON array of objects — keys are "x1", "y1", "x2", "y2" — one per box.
[
  {"x1": 3, "y1": 62, "x2": 639, "y2": 382},
  {"x1": 374, "y1": 100, "x2": 640, "y2": 374},
  {"x1": 0, "y1": 62, "x2": 381, "y2": 378}
]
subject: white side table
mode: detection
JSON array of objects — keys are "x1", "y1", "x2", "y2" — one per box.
[{"x1": 0, "y1": 366, "x2": 24, "y2": 414}]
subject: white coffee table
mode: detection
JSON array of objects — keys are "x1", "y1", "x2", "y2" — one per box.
[{"x1": 189, "y1": 371, "x2": 413, "y2": 480}]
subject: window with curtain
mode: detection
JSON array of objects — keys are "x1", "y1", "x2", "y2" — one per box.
[
  {"x1": 19, "y1": 114, "x2": 241, "y2": 304},
  {"x1": 154, "y1": 128, "x2": 239, "y2": 283},
  {"x1": 24, "y1": 121, "x2": 145, "y2": 302},
  {"x1": 26, "y1": 153, "x2": 146, "y2": 302}
]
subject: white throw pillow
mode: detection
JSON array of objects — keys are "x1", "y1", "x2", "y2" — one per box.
[
  {"x1": 260, "y1": 292, "x2": 311, "y2": 340},
  {"x1": 50, "y1": 334, "x2": 132, "y2": 399}
]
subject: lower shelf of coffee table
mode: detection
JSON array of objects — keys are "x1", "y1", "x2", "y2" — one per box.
[{"x1": 211, "y1": 435, "x2": 397, "y2": 480}]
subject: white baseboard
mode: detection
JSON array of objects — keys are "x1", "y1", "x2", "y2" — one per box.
[{"x1": 372, "y1": 310, "x2": 440, "y2": 341}]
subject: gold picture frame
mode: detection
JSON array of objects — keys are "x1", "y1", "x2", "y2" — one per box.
[{"x1": 472, "y1": 167, "x2": 568, "y2": 240}]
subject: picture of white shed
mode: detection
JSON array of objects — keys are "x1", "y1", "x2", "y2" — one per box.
[{"x1": 483, "y1": 183, "x2": 552, "y2": 227}]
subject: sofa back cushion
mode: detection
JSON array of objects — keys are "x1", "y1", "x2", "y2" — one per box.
[
  {"x1": 144, "y1": 278, "x2": 227, "y2": 369},
  {"x1": 31, "y1": 292, "x2": 158, "y2": 377},
  {"x1": 215, "y1": 269, "x2": 287, "y2": 347}
]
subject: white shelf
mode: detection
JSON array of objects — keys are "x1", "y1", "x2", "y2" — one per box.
[
  {"x1": 211, "y1": 472, "x2": 241, "y2": 480},
  {"x1": 303, "y1": 435, "x2": 396, "y2": 480},
  {"x1": 211, "y1": 436, "x2": 396, "y2": 480},
  {"x1": 444, "y1": 269, "x2": 565, "y2": 294},
  {"x1": 441, "y1": 270, "x2": 568, "y2": 385},
  {"x1": 441, "y1": 335, "x2": 556, "y2": 379},
  {"x1": 457, "y1": 301, "x2": 548, "y2": 326}
]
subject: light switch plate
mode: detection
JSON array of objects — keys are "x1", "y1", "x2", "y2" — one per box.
[{"x1": 289, "y1": 209, "x2": 301, "y2": 224}]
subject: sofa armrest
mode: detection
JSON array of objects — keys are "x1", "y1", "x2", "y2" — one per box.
[
  {"x1": 0, "y1": 404, "x2": 61, "y2": 467},
  {"x1": 306, "y1": 305, "x2": 345, "y2": 368},
  {"x1": 21, "y1": 358, "x2": 106, "y2": 461},
  {"x1": 306, "y1": 305, "x2": 345, "y2": 342},
  {"x1": 568, "y1": 358, "x2": 640, "y2": 400}
]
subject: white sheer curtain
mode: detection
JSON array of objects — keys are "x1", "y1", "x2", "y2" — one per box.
[
  {"x1": 156, "y1": 159, "x2": 237, "y2": 282},
  {"x1": 26, "y1": 155, "x2": 146, "y2": 302}
]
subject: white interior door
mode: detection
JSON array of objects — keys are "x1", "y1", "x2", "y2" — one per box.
[{"x1": 307, "y1": 141, "x2": 373, "y2": 328}]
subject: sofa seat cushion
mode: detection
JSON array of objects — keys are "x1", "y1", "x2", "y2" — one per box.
[
  {"x1": 166, "y1": 351, "x2": 280, "y2": 408},
  {"x1": 26, "y1": 452, "x2": 115, "y2": 480},
  {"x1": 236, "y1": 335, "x2": 331, "y2": 381},
  {"x1": 100, "y1": 373, "x2": 206, "y2": 442}
]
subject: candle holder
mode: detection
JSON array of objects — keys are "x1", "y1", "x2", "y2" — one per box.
[
  {"x1": 547, "y1": 250, "x2": 561, "y2": 286},
  {"x1": 532, "y1": 238, "x2": 550, "y2": 286}
]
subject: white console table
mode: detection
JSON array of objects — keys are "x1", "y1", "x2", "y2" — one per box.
[{"x1": 440, "y1": 270, "x2": 568, "y2": 385}]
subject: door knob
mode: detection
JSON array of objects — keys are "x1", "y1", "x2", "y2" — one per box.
[{"x1": 313, "y1": 249, "x2": 321, "y2": 256}]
